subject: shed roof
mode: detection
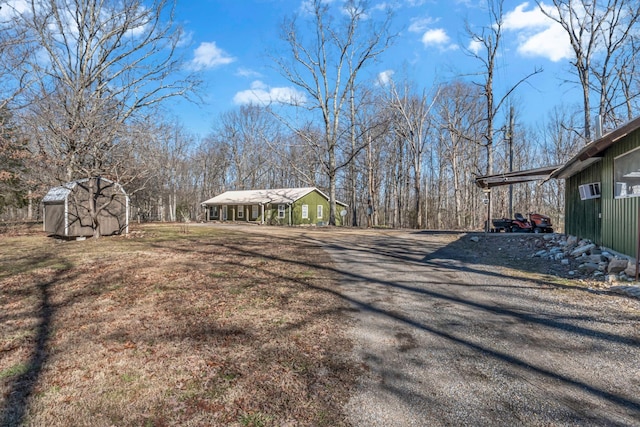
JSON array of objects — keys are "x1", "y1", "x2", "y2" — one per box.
[
  {"x1": 42, "y1": 177, "x2": 126, "y2": 203},
  {"x1": 552, "y1": 115, "x2": 640, "y2": 179},
  {"x1": 42, "y1": 183, "x2": 74, "y2": 203},
  {"x1": 201, "y1": 187, "x2": 347, "y2": 206}
]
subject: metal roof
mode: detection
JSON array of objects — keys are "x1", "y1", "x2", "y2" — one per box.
[
  {"x1": 42, "y1": 182, "x2": 75, "y2": 203},
  {"x1": 42, "y1": 178, "x2": 125, "y2": 203},
  {"x1": 201, "y1": 187, "x2": 347, "y2": 206},
  {"x1": 552, "y1": 115, "x2": 640, "y2": 179},
  {"x1": 474, "y1": 165, "x2": 561, "y2": 190}
]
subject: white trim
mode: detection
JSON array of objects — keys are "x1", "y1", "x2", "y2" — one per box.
[
  {"x1": 201, "y1": 187, "x2": 348, "y2": 207},
  {"x1": 578, "y1": 182, "x2": 601, "y2": 200},
  {"x1": 64, "y1": 197, "x2": 69, "y2": 236},
  {"x1": 614, "y1": 146, "x2": 640, "y2": 199}
]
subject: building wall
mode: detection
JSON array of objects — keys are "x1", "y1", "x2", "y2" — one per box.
[
  {"x1": 292, "y1": 190, "x2": 336, "y2": 225},
  {"x1": 44, "y1": 179, "x2": 128, "y2": 237},
  {"x1": 204, "y1": 190, "x2": 346, "y2": 226},
  {"x1": 44, "y1": 203, "x2": 65, "y2": 235},
  {"x1": 600, "y1": 129, "x2": 640, "y2": 257},
  {"x1": 565, "y1": 163, "x2": 602, "y2": 244},
  {"x1": 566, "y1": 127, "x2": 640, "y2": 257}
]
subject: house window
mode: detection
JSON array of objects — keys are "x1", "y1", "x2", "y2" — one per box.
[
  {"x1": 222, "y1": 206, "x2": 228, "y2": 221},
  {"x1": 317, "y1": 204, "x2": 323, "y2": 219},
  {"x1": 578, "y1": 182, "x2": 601, "y2": 200},
  {"x1": 615, "y1": 146, "x2": 640, "y2": 198},
  {"x1": 302, "y1": 204, "x2": 309, "y2": 219},
  {"x1": 237, "y1": 207, "x2": 244, "y2": 218},
  {"x1": 252, "y1": 205, "x2": 259, "y2": 219},
  {"x1": 278, "y1": 204, "x2": 286, "y2": 219}
]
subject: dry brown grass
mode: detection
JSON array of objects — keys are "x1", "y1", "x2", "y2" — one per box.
[{"x1": 1, "y1": 224, "x2": 358, "y2": 426}]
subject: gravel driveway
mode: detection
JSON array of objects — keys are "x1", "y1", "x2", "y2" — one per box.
[{"x1": 313, "y1": 229, "x2": 640, "y2": 426}]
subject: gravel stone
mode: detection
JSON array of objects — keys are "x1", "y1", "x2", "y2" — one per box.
[{"x1": 318, "y1": 231, "x2": 640, "y2": 426}]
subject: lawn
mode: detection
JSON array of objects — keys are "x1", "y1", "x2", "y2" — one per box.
[{"x1": 0, "y1": 224, "x2": 357, "y2": 426}]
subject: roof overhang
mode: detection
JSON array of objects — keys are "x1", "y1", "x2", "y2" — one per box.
[
  {"x1": 552, "y1": 116, "x2": 640, "y2": 180},
  {"x1": 201, "y1": 187, "x2": 348, "y2": 207},
  {"x1": 475, "y1": 165, "x2": 561, "y2": 190}
]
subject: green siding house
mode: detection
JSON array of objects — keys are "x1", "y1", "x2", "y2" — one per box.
[
  {"x1": 201, "y1": 187, "x2": 347, "y2": 226},
  {"x1": 552, "y1": 116, "x2": 640, "y2": 257}
]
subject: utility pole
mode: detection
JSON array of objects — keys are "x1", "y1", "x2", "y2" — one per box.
[{"x1": 508, "y1": 105, "x2": 514, "y2": 219}]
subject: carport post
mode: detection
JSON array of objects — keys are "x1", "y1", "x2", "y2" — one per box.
[{"x1": 483, "y1": 189, "x2": 491, "y2": 234}]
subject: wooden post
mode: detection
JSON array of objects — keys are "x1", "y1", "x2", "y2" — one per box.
[{"x1": 636, "y1": 203, "x2": 639, "y2": 281}]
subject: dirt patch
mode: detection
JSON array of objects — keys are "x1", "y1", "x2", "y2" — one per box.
[{"x1": 1, "y1": 224, "x2": 357, "y2": 426}]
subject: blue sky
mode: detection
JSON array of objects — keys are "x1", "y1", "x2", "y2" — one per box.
[
  {"x1": 172, "y1": 0, "x2": 585, "y2": 137},
  {"x1": 2, "y1": 0, "x2": 584, "y2": 138}
]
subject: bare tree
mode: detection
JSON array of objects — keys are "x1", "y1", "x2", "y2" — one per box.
[
  {"x1": 385, "y1": 78, "x2": 439, "y2": 228},
  {"x1": 465, "y1": 0, "x2": 542, "y2": 228},
  {"x1": 273, "y1": 0, "x2": 394, "y2": 225},
  {"x1": 213, "y1": 105, "x2": 279, "y2": 191},
  {"x1": 537, "y1": 0, "x2": 640, "y2": 138},
  {"x1": 436, "y1": 81, "x2": 485, "y2": 228},
  {"x1": 0, "y1": 2, "x2": 32, "y2": 111},
  {"x1": 0, "y1": 2, "x2": 38, "y2": 218},
  {"x1": 18, "y1": 0, "x2": 198, "y2": 237}
]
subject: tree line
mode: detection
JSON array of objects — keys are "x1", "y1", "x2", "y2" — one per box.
[{"x1": 1, "y1": 0, "x2": 639, "y2": 235}]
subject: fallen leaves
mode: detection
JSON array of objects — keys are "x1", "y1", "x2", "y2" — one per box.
[{"x1": 1, "y1": 224, "x2": 356, "y2": 426}]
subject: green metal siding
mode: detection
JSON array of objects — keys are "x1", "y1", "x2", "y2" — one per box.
[
  {"x1": 206, "y1": 189, "x2": 345, "y2": 226},
  {"x1": 565, "y1": 164, "x2": 602, "y2": 244},
  {"x1": 291, "y1": 190, "x2": 340, "y2": 226},
  {"x1": 600, "y1": 130, "x2": 640, "y2": 257}
]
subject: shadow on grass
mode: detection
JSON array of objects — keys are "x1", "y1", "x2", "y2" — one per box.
[
  {"x1": 1, "y1": 258, "x2": 73, "y2": 427},
  {"x1": 167, "y1": 226, "x2": 640, "y2": 423}
]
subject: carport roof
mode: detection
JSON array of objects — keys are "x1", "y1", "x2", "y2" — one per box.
[{"x1": 474, "y1": 165, "x2": 561, "y2": 190}]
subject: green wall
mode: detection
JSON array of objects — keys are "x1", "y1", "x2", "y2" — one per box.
[
  {"x1": 262, "y1": 190, "x2": 344, "y2": 226},
  {"x1": 565, "y1": 163, "x2": 602, "y2": 244},
  {"x1": 205, "y1": 189, "x2": 344, "y2": 226},
  {"x1": 600, "y1": 130, "x2": 640, "y2": 257},
  {"x1": 566, "y1": 128, "x2": 640, "y2": 257}
]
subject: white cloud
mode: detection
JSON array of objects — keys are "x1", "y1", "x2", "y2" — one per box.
[
  {"x1": 0, "y1": 0, "x2": 29, "y2": 19},
  {"x1": 518, "y1": 24, "x2": 571, "y2": 62},
  {"x1": 177, "y1": 30, "x2": 193, "y2": 48},
  {"x1": 468, "y1": 39, "x2": 483, "y2": 55},
  {"x1": 421, "y1": 28, "x2": 458, "y2": 51},
  {"x1": 503, "y1": 2, "x2": 554, "y2": 30},
  {"x1": 233, "y1": 80, "x2": 307, "y2": 106},
  {"x1": 377, "y1": 69, "x2": 394, "y2": 86},
  {"x1": 422, "y1": 28, "x2": 448, "y2": 45},
  {"x1": 503, "y1": 2, "x2": 573, "y2": 62},
  {"x1": 189, "y1": 42, "x2": 235, "y2": 71},
  {"x1": 236, "y1": 67, "x2": 262, "y2": 78},
  {"x1": 372, "y1": 2, "x2": 392, "y2": 12},
  {"x1": 408, "y1": 17, "x2": 435, "y2": 34}
]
